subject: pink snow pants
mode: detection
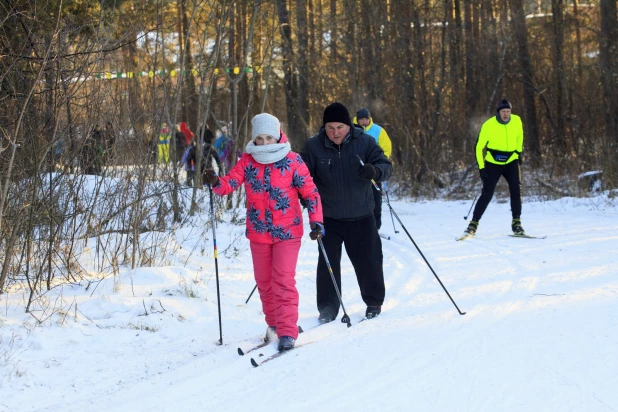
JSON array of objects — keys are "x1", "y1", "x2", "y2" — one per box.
[{"x1": 250, "y1": 238, "x2": 301, "y2": 339}]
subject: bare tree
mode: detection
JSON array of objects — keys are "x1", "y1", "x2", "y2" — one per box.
[
  {"x1": 296, "y1": 0, "x2": 310, "y2": 132},
  {"x1": 599, "y1": 0, "x2": 618, "y2": 144},
  {"x1": 509, "y1": 0, "x2": 541, "y2": 162},
  {"x1": 277, "y1": 0, "x2": 301, "y2": 138}
]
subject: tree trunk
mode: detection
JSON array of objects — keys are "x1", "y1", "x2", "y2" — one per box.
[
  {"x1": 178, "y1": 0, "x2": 198, "y2": 130},
  {"x1": 412, "y1": 3, "x2": 429, "y2": 183},
  {"x1": 330, "y1": 0, "x2": 337, "y2": 66},
  {"x1": 599, "y1": 0, "x2": 618, "y2": 144},
  {"x1": 572, "y1": 0, "x2": 583, "y2": 80},
  {"x1": 125, "y1": 32, "x2": 146, "y2": 157},
  {"x1": 277, "y1": 0, "x2": 300, "y2": 139},
  {"x1": 360, "y1": 0, "x2": 376, "y2": 104},
  {"x1": 344, "y1": 0, "x2": 358, "y2": 101},
  {"x1": 509, "y1": 0, "x2": 541, "y2": 161},
  {"x1": 296, "y1": 0, "x2": 310, "y2": 133},
  {"x1": 464, "y1": 0, "x2": 475, "y2": 119},
  {"x1": 551, "y1": 0, "x2": 567, "y2": 152}
]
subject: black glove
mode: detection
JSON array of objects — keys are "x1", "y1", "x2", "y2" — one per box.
[
  {"x1": 359, "y1": 163, "x2": 379, "y2": 180},
  {"x1": 515, "y1": 150, "x2": 523, "y2": 165},
  {"x1": 479, "y1": 168, "x2": 488, "y2": 182},
  {"x1": 202, "y1": 169, "x2": 219, "y2": 186},
  {"x1": 309, "y1": 222, "x2": 324, "y2": 241}
]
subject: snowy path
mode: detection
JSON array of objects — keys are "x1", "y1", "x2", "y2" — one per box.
[{"x1": 2, "y1": 197, "x2": 617, "y2": 411}]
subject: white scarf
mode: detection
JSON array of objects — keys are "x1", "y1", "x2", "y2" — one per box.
[{"x1": 245, "y1": 140, "x2": 291, "y2": 164}]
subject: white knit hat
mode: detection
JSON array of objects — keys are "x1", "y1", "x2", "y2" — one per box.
[{"x1": 251, "y1": 113, "x2": 281, "y2": 141}]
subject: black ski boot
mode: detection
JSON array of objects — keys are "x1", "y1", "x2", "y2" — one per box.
[
  {"x1": 318, "y1": 310, "x2": 336, "y2": 324},
  {"x1": 278, "y1": 336, "x2": 296, "y2": 352},
  {"x1": 511, "y1": 218, "x2": 525, "y2": 235},
  {"x1": 465, "y1": 220, "x2": 479, "y2": 235},
  {"x1": 365, "y1": 305, "x2": 382, "y2": 319}
]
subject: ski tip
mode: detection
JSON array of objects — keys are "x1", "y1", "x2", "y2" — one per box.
[
  {"x1": 237, "y1": 347, "x2": 245, "y2": 356},
  {"x1": 250, "y1": 358, "x2": 259, "y2": 367}
]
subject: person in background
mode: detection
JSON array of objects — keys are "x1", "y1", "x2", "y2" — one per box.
[
  {"x1": 301, "y1": 102, "x2": 392, "y2": 323},
  {"x1": 158, "y1": 123, "x2": 171, "y2": 164},
  {"x1": 82, "y1": 124, "x2": 104, "y2": 175},
  {"x1": 54, "y1": 134, "x2": 65, "y2": 170},
  {"x1": 214, "y1": 126, "x2": 233, "y2": 173},
  {"x1": 172, "y1": 124, "x2": 187, "y2": 164},
  {"x1": 464, "y1": 99, "x2": 525, "y2": 236},
  {"x1": 179, "y1": 122, "x2": 193, "y2": 146},
  {"x1": 104, "y1": 122, "x2": 116, "y2": 167},
  {"x1": 182, "y1": 128, "x2": 221, "y2": 187},
  {"x1": 354, "y1": 108, "x2": 392, "y2": 230},
  {"x1": 202, "y1": 113, "x2": 323, "y2": 352}
]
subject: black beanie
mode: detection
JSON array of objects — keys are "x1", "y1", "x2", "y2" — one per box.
[
  {"x1": 496, "y1": 99, "x2": 512, "y2": 112},
  {"x1": 323, "y1": 102, "x2": 352, "y2": 127},
  {"x1": 356, "y1": 108, "x2": 370, "y2": 120}
]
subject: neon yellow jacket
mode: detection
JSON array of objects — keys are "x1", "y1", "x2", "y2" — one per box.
[
  {"x1": 475, "y1": 114, "x2": 523, "y2": 168},
  {"x1": 352, "y1": 116, "x2": 392, "y2": 159}
]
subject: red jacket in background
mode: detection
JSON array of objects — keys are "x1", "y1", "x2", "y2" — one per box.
[{"x1": 179, "y1": 122, "x2": 193, "y2": 146}]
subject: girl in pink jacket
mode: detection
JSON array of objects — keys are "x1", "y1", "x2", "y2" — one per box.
[{"x1": 203, "y1": 113, "x2": 323, "y2": 352}]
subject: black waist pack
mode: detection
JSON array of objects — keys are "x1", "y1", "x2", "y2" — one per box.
[{"x1": 488, "y1": 148, "x2": 513, "y2": 162}]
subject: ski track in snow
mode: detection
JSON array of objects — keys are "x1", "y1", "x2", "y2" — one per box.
[{"x1": 2, "y1": 197, "x2": 618, "y2": 411}]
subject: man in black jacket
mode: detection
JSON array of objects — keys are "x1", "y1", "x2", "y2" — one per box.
[{"x1": 301, "y1": 102, "x2": 392, "y2": 322}]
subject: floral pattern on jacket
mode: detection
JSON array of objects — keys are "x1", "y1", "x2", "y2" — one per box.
[{"x1": 213, "y1": 135, "x2": 323, "y2": 244}]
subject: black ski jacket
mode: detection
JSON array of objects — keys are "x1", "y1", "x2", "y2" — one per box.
[
  {"x1": 301, "y1": 125, "x2": 392, "y2": 221},
  {"x1": 186, "y1": 142, "x2": 222, "y2": 172}
]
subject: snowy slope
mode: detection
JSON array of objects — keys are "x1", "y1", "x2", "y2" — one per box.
[{"x1": 1, "y1": 195, "x2": 617, "y2": 411}]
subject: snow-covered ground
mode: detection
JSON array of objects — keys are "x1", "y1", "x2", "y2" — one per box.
[{"x1": 1, "y1": 193, "x2": 617, "y2": 411}]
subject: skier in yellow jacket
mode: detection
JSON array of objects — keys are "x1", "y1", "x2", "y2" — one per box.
[
  {"x1": 465, "y1": 99, "x2": 525, "y2": 236},
  {"x1": 158, "y1": 123, "x2": 171, "y2": 164},
  {"x1": 354, "y1": 108, "x2": 392, "y2": 230}
]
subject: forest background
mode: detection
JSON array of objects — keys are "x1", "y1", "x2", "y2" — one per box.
[{"x1": 0, "y1": 0, "x2": 617, "y2": 309}]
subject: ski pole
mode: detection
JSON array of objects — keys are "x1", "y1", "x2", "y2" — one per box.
[
  {"x1": 356, "y1": 155, "x2": 466, "y2": 316},
  {"x1": 208, "y1": 183, "x2": 224, "y2": 344},
  {"x1": 464, "y1": 195, "x2": 478, "y2": 220},
  {"x1": 383, "y1": 182, "x2": 399, "y2": 233},
  {"x1": 317, "y1": 238, "x2": 352, "y2": 327},
  {"x1": 245, "y1": 284, "x2": 258, "y2": 304}
]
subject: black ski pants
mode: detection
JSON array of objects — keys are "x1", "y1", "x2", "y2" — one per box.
[
  {"x1": 372, "y1": 182, "x2": 383, "y2": 230},
  {"x1": 472, "y1": 160, "x2": 522, "y2": 222},
  {"x1": 316, "y1": 215, "x2": 385, "y2": 318}
]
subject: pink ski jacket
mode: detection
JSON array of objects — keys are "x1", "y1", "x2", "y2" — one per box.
[{"x1": 212, "y1": 134, "x2": 323, "y2": 244}]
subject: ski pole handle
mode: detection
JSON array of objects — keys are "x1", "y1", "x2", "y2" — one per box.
[{"x1": 356, "y1": 154, "x2": 381, "y2": 192}]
